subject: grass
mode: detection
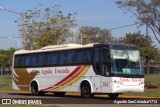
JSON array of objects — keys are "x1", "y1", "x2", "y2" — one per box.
[
  {"x1": 0, "y1": 105, "x2": 44, "y2": 107},
  {"x1": 123, "y1": 89, "x2": 160, "y2": 98},
  {"x1": 0, "y1": 105, "x2": 59, "y2": 107},
  {"x1": 144, "y1": 74, "x2": 160, "y2": 84},
  {"x1": 0, "y1": 76, "x2": 12, "y2": 91}
]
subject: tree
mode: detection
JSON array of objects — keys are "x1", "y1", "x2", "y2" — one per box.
[
  {"x1": 119, "y1": 32, "x2": 160, "y2": 62},
  {"x1": 0, "y1": 48, "x2": 16, "y2": 67},
  {"x1": 15, "y1": 5, "x2": 77, "y2": 49},
  {"x1": 77, "y1": 26, "x2": 115, "y2": 44},
  {"x1": 0, "y1": 48, "x2": 16, "y2": 75},
  {"x1": 116, "y1": 0, "x2": 160, "y2": 44}
]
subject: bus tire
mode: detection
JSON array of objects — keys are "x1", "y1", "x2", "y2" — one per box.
[
  {"x1": 54, "y1": 92, "x2": 66, "y2": 96},
  {"x1": 31, "y1": 82, "x2": 45, "y2": 96},
  {"x1": 31, "y1": 82, "x2": 39, "y2": 96},
  {"x1": 108, "y1": 93, "x2": 119, "y2": 99},
  {"x1": 81, "y1": 82, "x2": 93, "y2": 98}
]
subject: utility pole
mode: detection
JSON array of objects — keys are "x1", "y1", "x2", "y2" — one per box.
[
  {"x1": 146, "y1": 25, "x2": 149, "y2": 74},
  {"x1": 0, "y1": 7, "x2": 27, "y2": 49}
]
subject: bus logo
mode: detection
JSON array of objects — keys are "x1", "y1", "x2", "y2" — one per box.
[{"x1": 2, "y1": 99, "x2": 11, "y2": 104}]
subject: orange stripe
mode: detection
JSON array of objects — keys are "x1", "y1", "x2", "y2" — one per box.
[
  {"x1": 53, "y1": 66, "x2": 91, "y2": 91},
  {"x1": 49, "y1": 66, "x2": 86, "y2": 90},
  {"x1": 69, "y1": 66, "x2": 91, "y2": 85},
  {"x1": 56, "y1": 66, "x2": 86, "y2": 87},
  {"x1": 42, "y1": 66, "x2": 82, "y2": 91}
]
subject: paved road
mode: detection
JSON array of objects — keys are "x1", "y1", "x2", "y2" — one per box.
[{"x1": 0, "y1": 91, "x2": 159, "y2": 107}]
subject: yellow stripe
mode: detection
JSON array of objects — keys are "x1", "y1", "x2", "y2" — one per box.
[
  {"x1": 55, "y1": 66, "x2": 86, "y2": 87},
  {"x1": 54, "y1": 66, "x2": 91, "y2": 91}
]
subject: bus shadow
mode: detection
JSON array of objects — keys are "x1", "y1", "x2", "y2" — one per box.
[{"x1": 9, "y1": 92, "x2": 140, "y2": 100}]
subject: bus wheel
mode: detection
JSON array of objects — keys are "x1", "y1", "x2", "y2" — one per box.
[
  {"x1": 81, "y1": 82, "x2": 93, "y2": 98},
  {"x1": 108, "y1": 93, "x2": 119, "y2": 99},
  {"x1": 54, "y1": 92, "x2": 66, "y2": 96},
  {"x1": 31, "y1": 82, "x2": 39, "y2": 96}
]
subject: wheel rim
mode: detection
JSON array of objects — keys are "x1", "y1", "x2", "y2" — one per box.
[
  {"x1": 32, "y1": 86, "x2": 36, "y2": 93},
  {"x1": 83, "y1": 86, "x2": 90, "y2": 96},
  {"x1": 32, "y1": 83, "x2": 38, "y2": 95},
  {"x1": 81, "y1": 83, "x2": 91, "y2": 97}
]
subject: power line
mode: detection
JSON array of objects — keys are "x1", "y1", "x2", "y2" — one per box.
[
  {"x1": 0, "y1": 23, "x2": 141, "y2": 39},
  {"x1": 108, "y1": 22, "x2": 141, "y2": 31},
  {"x1": 0, "y1": 36, "x2": 22, "y2": 38}
]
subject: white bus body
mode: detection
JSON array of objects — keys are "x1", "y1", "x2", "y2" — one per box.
[{"x1": 12, "y1": 43, "x2": 144, "y2": 98}]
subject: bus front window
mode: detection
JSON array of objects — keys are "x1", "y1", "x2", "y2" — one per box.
[{"x1": 111, "y1": 46, "x2": 144, "y2": 76}]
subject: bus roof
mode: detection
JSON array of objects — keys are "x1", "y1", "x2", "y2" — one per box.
[
  {"x1": 14, "y1": 43, "x2": 136, "y2": 55},
  {"x1": 14, "y1": 43, "x2": 95, "y2": 55}
]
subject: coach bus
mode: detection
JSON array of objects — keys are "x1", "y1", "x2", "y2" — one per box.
[{"x1": 12, "y1": 43, "x2": 144, "y2": 99}]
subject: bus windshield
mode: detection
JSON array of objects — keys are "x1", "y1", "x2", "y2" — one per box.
[{"x1": 111, "y1": 45, "x2": 144, "y2": 75}]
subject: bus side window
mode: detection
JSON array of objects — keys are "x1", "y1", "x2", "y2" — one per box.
[
  {"x1": 95, "y1": 48, "x2": 101, "y2": 74},
  {"x1": 14, "y1": 56, "x2": 20, "y2": 67},
  {"x1": 38, "y1": 53, "x2": 44, "y2": 66},
  {"x1": 20, "y1": 56, "x2": 25, "y2": 67},
  {"x1": 76, "y1": 50, "x2": 83, "y2": 64},
  {"x1": 82, "y1": 51, "x2": 88, "y2": 63},
  {"x1": 31, "y1": 54, "x2": 38, "y2": 67},
  {"x1": 59, "y1": 52, "x2": 65, "y2": 65},
  {"x1": 66, "y1": 51, "x2": 75, "y2": 64},
  {"x1": 15, "y1": 55, "x2": 30, "y2": 67},
  {"x1": 44, "y1": 53, "x2": 52, "y2": 66},
  {"x1": 86, "y1": 49, "x2": 93, "y2": 63},
  {"x1": 47, "y1": 53, "x2": 52, "y2": 65},
  {"x1": 51, "y1": 53, "x2": 58, "y2": 65},
  {"x1": 76, "y1": 49, "x2": 92, "y2": 64},
  {"x1": 25, "y1": 55, "x2": 30, "y2": 66}
]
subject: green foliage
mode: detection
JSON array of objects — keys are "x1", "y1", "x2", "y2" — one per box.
[
  {"x1": 0, "y1": 48, "x2": 16, "y2": 67},
  {"x1": 116, "y1": 0, "x2": 160, "y2": 44},
  {"x1": 119, "y1": 32, "x2": 160, "y2": 62},
  {"x1": 15, "y1": 5, "x2": 77, "y2": 50},
  {"x1": 78, "y1": 26, "x2": 115, "y2": 44}
]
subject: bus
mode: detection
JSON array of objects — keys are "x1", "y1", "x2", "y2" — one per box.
[{"x1": 12, "y1": 43, "x2": 144, "y2": 99}]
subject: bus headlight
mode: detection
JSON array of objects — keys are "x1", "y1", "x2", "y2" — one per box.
[
  {"x1": 139, "y1": 82, "x2": 144, "y2": 85},
  {"x1": 113, "y1": 80, "x2": 123, "y2": 85}
]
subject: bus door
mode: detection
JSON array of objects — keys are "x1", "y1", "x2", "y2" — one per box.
[
  {"x1": 101, "y1": 47, "x2": 110, "y2": 92},
  {"x1": 94, "y1": 46, "x2": 110, "y2": 92}
]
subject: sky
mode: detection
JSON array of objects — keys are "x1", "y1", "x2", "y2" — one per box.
[{"x1": 0, "y1": 0, "x2": 153, "y2": 50}]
